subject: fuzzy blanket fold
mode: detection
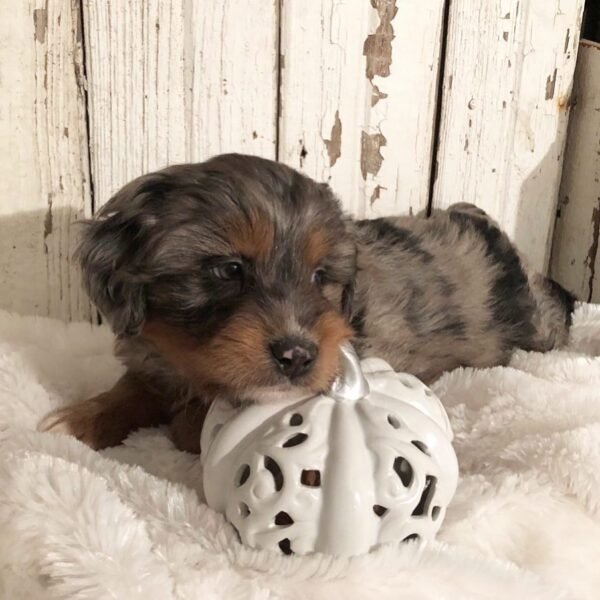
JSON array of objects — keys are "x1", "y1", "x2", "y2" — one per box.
[{"x1": 0, "y1": 306, "x2": 599, "y2": 599}]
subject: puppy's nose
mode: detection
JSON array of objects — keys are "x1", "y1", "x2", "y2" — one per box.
[{"x1": 270, "y1": 337, "x2": 317, "y2": 379}]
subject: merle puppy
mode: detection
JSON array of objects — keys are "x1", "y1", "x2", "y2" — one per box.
[{"x1": 40, "y1": 154, "x2": 574, "y2": 452}]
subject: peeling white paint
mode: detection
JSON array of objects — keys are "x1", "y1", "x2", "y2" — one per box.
[
  {"x1": 83, "y1": 0, "x2": 278, "y2": 208},
  {"x1": 432, "y1": 0, "x2": 585, "y2": 273},
  {"x1": 0, "y1": 0, "x2": 591, "y2": 320},
  {"x1": 278, "y1": 0, "x2": 445, "y2": 218}
]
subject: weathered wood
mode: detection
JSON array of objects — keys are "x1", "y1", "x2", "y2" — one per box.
[
  {"x1": 278, "y1": 0, "x2": 445, "y2": 218},
  {"x1": 550, "y1": 41, "x2": 600, "y2": 302},
  {"x1": 432, "y1": 0, "x2": 585, "y2": 273},
  {"x1": 2, "y1": 0, "x2": 592, "y2": 322},
  {"x1": 82, "y1": 0, "x2": 279, "y2": 210},
  {"x1": 0, "y1": 0, "x2": 92, "y2": 321}
]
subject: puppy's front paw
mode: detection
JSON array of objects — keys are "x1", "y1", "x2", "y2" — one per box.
[
  {"x1": 169, "y1": 401, "x2": 212, "y2": 454},
  {"x1": 38, "y1": 408, "x2": 76, "y2": 436},
  {"x1": 37, "y1": 397, "x2": 125, "y2": 450}
]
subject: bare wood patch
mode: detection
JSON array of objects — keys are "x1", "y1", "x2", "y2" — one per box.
[
  {"x1": 360, "y1": 131, "x2": 387, "y2": 180},
  {"x1": 33, "y1": 8, "x2": 47, "y2": 43},
  {"x1": 369, "y1": 185, "x2": 386, "y2": 206},
  {"x1": 370, "y1": 83, "x2": 388, "y2": 106},
  {"x1": 363, "y1": 0, "x2": 398, "y2": 81},
  {"x1": 44, "y1": 197, "x2": 53, "y2": 240},
  {"x1": 324, "y1": 110, "x2": 342, "y2": 167},
  {"x1": 586, "y1": 203, "x2": 600, "y2": 300},
  {"x1": 545, "y1": 68, "x2": 558, "y2": 99},
  {"x1": 278, "y1": 0, "x2": 444, "y2": 217}
]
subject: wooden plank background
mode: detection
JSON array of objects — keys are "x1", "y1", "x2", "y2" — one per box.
[
  {"x1": 0, "y1": 0, "x2": 92, "y2": 321},
  {"x1": 278, "y1": 0, "x2": 445, "y2": 217},
  {"x1": 0, "y1": 0, "x2": 594, "y2": 320},
  {"x1": 431, "y1": 0, "x2": 585, "y2": 273},
  {"x1": 550, "y1": 41, "x2": 600, "y2": 303},
  {"x1": 83, "y1": 0, "x2": 278, "y2": 210}
]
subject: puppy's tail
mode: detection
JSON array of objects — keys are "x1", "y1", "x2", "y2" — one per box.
[{"x1": 526, "y1": 273, "x2": 576, "y2": 351}]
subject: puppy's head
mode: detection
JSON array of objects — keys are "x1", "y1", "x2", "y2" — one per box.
[{"x1": 79, "y1": 154, "x2": 356, "y2": 401}]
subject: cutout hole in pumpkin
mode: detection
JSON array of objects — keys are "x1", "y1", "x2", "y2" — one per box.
[
  {"x1": 301, "y1": 469, "x2": 321, "y2": 487},
  {"x1": 411, "y1": 440, "x2": 429, "y2": 455},
  {"x1": 282, "y1": 433, "x2": 308, "y2": 448},
  {"x1": 278, "y1": 538, "x2": 293, "y2": 555},
  {"x1": 373, "y1": 504, "x2": 388, "y2": 517},
  {"x1": 431, "y1": 506, "x2": 441, "y2": 520},
  {"x1": 412, "y1": 475, "x2": 437, "y2": 517},
  {"x1": 235, "y1": 464, "x2": 251, "y2": 487},
  {"x1": 403, "y1": 533, "x2": 420, "y2": 543},
  {"x1": 264, "y1": 456, "x2": 284, "y2": 491},
  {"x1": 387, "y1": 415, "x2": 401, "y2": 429},
  {"x1": 239, "y1": 502, "x2": 250, "y2": 518},
  {"x1": 393, "y1": 456, "x2": 413, "y2": 487},
  {"x1": 274, "y1": 511, "x2": 294, "y2": 526},
  {"x1": 289, "y1": 413, "x2": 303, "y2": 426}
]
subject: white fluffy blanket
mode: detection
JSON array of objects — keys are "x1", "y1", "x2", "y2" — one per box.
[{"x1": 0, "y1": 306, "x2": 599, "y2": 600}]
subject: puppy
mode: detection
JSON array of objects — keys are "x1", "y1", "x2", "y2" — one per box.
[{"x1": 40, "y1": 154, "x2": 574, "y2": 452}]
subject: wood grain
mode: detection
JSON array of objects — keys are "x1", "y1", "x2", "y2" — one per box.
[
  {"x1": 278, "y1": 0, "x2": 445, "y2": 218},
  {"x1": 1, "y1": 0, "x2": 593, "y2": 321},
  {"x1": 431, "y1": 0, "x2": 585, "y2": 272},
  {"x1": 82, "y1": 0, "x2": 279, "y2": 209},
  {"x1": 550, "y1": 41, "x2": 600, "y2": 302},
  {"x1": 0, "y1": 0, "x2": 92, "y2": 321}
]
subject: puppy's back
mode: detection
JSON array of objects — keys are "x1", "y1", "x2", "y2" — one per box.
[{"x1": 352, "y1": 204, "x2": 572, "y2": 382}]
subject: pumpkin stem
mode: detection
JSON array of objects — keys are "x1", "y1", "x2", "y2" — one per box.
[{"x1": 330, "y1": 343, "x2": 370, "y2": 402}]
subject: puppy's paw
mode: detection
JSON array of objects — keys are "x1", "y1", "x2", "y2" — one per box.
[
  {"x1": 37, "y1": 409, "x2": 76, "y2": 436},
  {"x1": 169, "y1": 401, "x2": 211, "y2": 454},
  {"x1": 37, "y1": 397, "x2": 125, "y2": 450}
]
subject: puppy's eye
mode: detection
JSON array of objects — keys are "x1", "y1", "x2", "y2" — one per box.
[
  {"x1": 311, "y1": 268, "x2": 327, "y2": 286},
  {"x1": 210, "y1": 260, "x2": 244, "y2": 281}
]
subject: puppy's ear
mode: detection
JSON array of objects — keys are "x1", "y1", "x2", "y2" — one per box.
[{"x1": 77, "y1": 174, "x2": 166, "y2": 336}]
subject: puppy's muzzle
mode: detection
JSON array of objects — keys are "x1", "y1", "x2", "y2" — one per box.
[{"x1": 270, "y1": 336, "x2": 318, "y2": 380}]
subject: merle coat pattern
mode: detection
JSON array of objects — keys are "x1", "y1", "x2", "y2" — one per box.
[{"x1": 39, "y1": 154, "x2": 574, "y2": 452}]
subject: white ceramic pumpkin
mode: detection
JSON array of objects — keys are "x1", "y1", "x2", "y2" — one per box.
[{"x1": 201, "y1": 344, "x2": 459, "y2": 557}]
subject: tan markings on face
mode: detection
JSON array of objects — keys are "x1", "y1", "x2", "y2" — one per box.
[
  {"x1": 225, "y1": 210, "x2": 274, "y2": 262},
  {"x1": 144, "y1": 308, "x2": 352, "y2": 397},
  {"x1": 307, "y1": 310, "x2": 353, "y2": 391},
  {"x1": 304, "y1": 228, "x2": 331, "y2": 269},
  {"x1": 143, "y1": 314, "x2": 272, "y2": 391}
]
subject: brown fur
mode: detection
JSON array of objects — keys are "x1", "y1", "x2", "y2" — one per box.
[
  {"x1": 226, "y1": 209, "x2": 274, "y2": 262},
  {"x1": 307, "y1": 311, "x2": 354, "y2": 390},
  {"x1": 38, "y1": 373, "x2": 170, "y2": 450},
  {"x1": 169, "y1": 400, "x2": 212, "y2": 454},
  {"x1": 143, "y1": 313, "x2": 272, "y2": 392},
  {"x1": 304, "y1": 228, "x2": 331, "y2": 268}
]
